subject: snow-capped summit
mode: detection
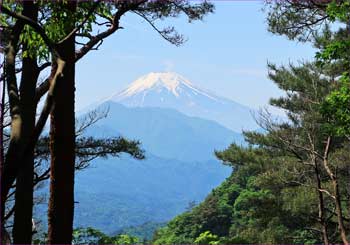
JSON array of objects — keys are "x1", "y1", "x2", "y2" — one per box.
[
  {"x1": 107, "y1": 72, "x2": 258, "y2": 132},
  {"x1": 113, "y1": 72, "x2": 218, "y2": 100}
]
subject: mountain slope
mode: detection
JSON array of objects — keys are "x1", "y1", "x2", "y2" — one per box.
[
  {"x1": 107, "y1": 72, "x2": 257, "y2": 132},
  {"x1": 73, "y1": 155, "x2": 231, "y2": 234},
  {"x1": 88, "y1": 101, "x2": 244, "y2": 162},
  {"x1": 43, "y1": 101, "x2": 241, "y2": 234}
]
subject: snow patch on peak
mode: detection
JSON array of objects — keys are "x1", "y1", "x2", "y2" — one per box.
[
  {"x1": 118, "y1": 72, "x2": 193, "y2": 98},
  {"x1": 110, "y1": 72, "x2": 221, "y2": 103}
]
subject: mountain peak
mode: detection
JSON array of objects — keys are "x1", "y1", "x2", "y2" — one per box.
[
  {"x1": 116, "y1": 72, "x2": 195, "y2": 98},
  {"x1": 104, "y1": 71, "x2": 258, "y2": 131}
]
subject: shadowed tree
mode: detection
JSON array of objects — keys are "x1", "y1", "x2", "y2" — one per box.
[
  {"x1": 265, "y1": 2, "x2": 350, "y2": 243},
  {"x1": 0, "y1": 1, "x2": 214, "y2": 243},
  {"x1": 2, "y1": 108, "x2": 144, "y2": 242}
]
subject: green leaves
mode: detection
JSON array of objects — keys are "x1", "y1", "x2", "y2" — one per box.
[
  {"x1": 316, "y1": 40, "x2": 350, "y2": 63},
  {"x1": 20, "y1": 24, "x2": 49, "y2": 60},
  {"x1": 314, "y1": 1, "x2": 350, "y2": 139},
  {"x1": 326, "y1": 0, "x2": 350, "y2": 22},
  {"x1": 321, "y1": 73, "x2": 350, "y2": 136},
  {"x1": 194, "y1": 231, "x2": 219, "y2": 244},
  {"x1": 72, "y1": 227, "x2": 139, "y2": 244}
]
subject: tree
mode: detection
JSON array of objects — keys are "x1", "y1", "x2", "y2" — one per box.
[
  {"x1": 0, "y1": 0, "x2": 214, "y2": 243},
  {"x1": 153, "y1": 2, "x2": 350, "y2": 244},
  {"x1": 259, "y1": 62, "x2": 348, "y2": 244},
  {"x1": 194, "y1": 231, "x2": 220, "y2": 244},
  {"x1": 47, "y1": 2, "x2": 77, "y2": 243},
  {"x1": 317, "y1": 1, "x2": 350, "y2": 139},
  {"x1": 152, "y1": 62, "x2": 350, "y2": 244},
  {"x1": 2, "y1": 107, "x2": 144, "y2": 242},
  {"x1": 11, "y1": 2, "x2": 40, "y2": 243},
  {"x1": 71, "y1": 227, "x2": 139, "y2": 244},
  {"x1": 265, "y1": 1, "x2": 350, "y2": 243}
]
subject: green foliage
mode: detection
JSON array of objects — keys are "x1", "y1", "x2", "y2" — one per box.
[
  {"x1": 315, "y1": 1, "x2": 350, "y2": 138},
  {"x1": 265, "y1": 0, "x2": 350, "y2": 77},
  {"x1": 265, "y1": 1, "x2": 329, "y2": 42},
  {"x1": 32, "y1": 226, "x2": 141, "y2": 244},
  {"x1": 321, "y1": 73, "x2": 350, "y2": 136},
  {"x1": 326, "y1": 0, "x2": 350, "y2": 22},
  {"x1": 316, "y1": 40, "x2": 350, "y2": 63},
  {"x1": 72, "y1": 227, "x2": 139, "y2": 245},
  {"x1": 1, "y1": 1, "x2": 214, "y2": 61},
  {"x1": 194, "y1": 231, "x2": 220, "y2": 244},
  {"x1": 114, "y1": 221, "x2": 166, "y2": 242}
]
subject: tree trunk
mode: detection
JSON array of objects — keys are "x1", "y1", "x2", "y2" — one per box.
[
  {"x1": 0, "y1": 60, "x2": 4, "y2": 198},
  {"x1": 314, "y1": 162, "x2": 329, "y2": 245},
  {"x1": 322, "y1": 137, "x2": 348, "y2": 244},
  {"x1": 12, "y1": 2, "x2": 39, "y2": 243},
  {"x1": 47, "y1": 2, "x2": 76, "y2": 243},
  {"x1": 0, "y1": 52, "x2": 6, "y2": 245},
  {"x1": 332, "y1": 178, "x2": 348, "y2": 244},
  {"x1": 1, "y1": 17, "x2": 24, "y2": 238}
]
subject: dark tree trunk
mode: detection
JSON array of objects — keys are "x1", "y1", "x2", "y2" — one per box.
[
  {"x1": 314, "y1": 162, "x2": 329, "y2": 245},
  {"x1": 322, "y1": 137, "x2": 348, "y2": 244},
  {"x1": 47, "y1": 2, "x2": 76, "y2": 243},
  {"x1": 0, "y1": 40, "x2": 5, "y2": 232},
  {"x1": 0, "y1": 48, "x2": 5, "y2": 245},
  {"x1": 0, "y1": 16, "x2": 24, "y2": 239},
  {"x1": 0, "y1": 61, "x2": 4, "y2": 197},
  {"x1": 12, "y1": 2, "x2": 39, "y2": 243},
  {"x1": 333, "y1": 178, "x2": 348, "y2": 244}
]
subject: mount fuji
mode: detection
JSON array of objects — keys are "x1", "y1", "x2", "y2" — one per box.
[
  {"x1": 107, "y1": 72, "x2": 257, "y2": 132},
  {"x1": 68, "y1": 72, "x2": 253, "y2": 235}
]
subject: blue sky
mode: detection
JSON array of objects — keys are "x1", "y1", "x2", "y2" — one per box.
[{"x1": 75, "y1": 1, "x2": 316, "y2": 112}]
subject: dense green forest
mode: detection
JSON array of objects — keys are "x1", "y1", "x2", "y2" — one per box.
[{"x1": 1, "y1": 0, "x2": 350, "y2": 244}]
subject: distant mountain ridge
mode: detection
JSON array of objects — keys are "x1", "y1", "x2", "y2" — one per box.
[
  {"x1": 86, "y1": 101, "x2": 244, "y2": 162},
  {"x1": 107, "y1": 72, "x2": 257, "y2": 132}
]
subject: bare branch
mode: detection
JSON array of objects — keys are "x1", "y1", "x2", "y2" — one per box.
[
  {"x1": 133, "y1": 10, "x2": 185, "y2": 46},
  {"x1": 75, "y1": 107, "x2": 109, "y2": 137}
]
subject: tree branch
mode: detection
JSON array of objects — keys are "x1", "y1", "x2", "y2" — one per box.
[
  {"x1": 58, "y1": 0, "x2": 101, "y2": 45},
  {"x1": 75, "y1": 1, "x2": 147, "y2": 62},
  {"x1": 133, "y1": 10, "x2": 185, "y2": 46},
  {"x1": 0, "y1": 4, "x2": 58, "y2": 58}
]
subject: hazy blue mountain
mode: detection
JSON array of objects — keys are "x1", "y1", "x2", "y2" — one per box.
[
  {"x1": 64, "y1": 101, "x2": 243, "y2": 234},
  {"x1": 106, "y1": 72, "x2": 257, "y2": 132},
  {"x1": 86, "y1": 101, "x2": 244, "y2": 162},
  {"x1": 73, "y1": 155, "x2": 231, "y2": 234}
]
